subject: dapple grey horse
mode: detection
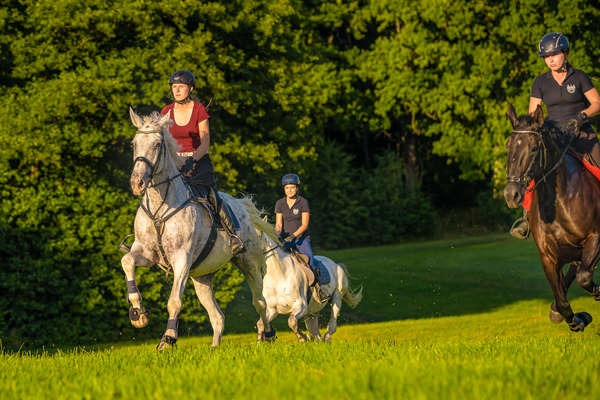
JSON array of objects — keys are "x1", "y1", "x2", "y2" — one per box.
[
  {"x1": 259, "y1": 227, "x2": 363, "y2": 342},
  {"x1": 122, "y1": 108, "x2": 277, "y2": 349}
]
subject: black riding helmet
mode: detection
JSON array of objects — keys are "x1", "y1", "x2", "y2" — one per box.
[
  {"x1": 538, "y1": 32, "x2": 569, "y2": 57},
  {"x1": 169, "y1": 70, "x2": 196, "y2": 88},
  {"x1": 281, "y1": 173, "x2": 300, "y2": 186}
]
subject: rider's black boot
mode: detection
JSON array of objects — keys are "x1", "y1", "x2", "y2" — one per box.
[
  {"x1": 218, "y1": 204, "x2": 245, "y2": 256},
  {"x1": 510, "y1": 209, "x2": 529, "y2": 239}
]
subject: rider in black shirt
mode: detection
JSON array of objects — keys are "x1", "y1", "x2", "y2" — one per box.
[
  {"x1": 511, "y1": 32, "x2": 600, "y2": 239},
  {"x1": 274, "y1": 174, "x2": 314, "y2": 268}
]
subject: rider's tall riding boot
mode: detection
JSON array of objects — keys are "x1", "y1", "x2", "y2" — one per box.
[
  {"x1": 219, "y1": 204, "x2": 245, "y2": 255},
  {"x1": 510, "y1": 209, "x2": 529, "y2": 239},
  {"x1": 208, "y1": 187, "x2": 245, "y2": 256}
]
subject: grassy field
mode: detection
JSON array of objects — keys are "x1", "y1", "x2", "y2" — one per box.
[{"x1": 3, "y1": 234, "x2": 600, "y2": 399}]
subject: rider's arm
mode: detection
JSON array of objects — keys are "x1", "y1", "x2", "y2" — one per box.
[
  {"x1": 529, "y1": 97, "x2": 542, "y2": 115},
  {"x1": 194, "y1": 119, "x2": 210, "y2": 160},
  {"x1": 275, "y1": 213, "x2": 283, "y2": 236},
  {"x1": 292, "y1": 212, "x2": 309, "y2": 238},
  {"x1": 582, "y1": 88, "x2": 600, "y2": 118}
]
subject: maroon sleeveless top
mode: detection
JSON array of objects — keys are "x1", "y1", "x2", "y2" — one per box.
[{"x1": 160, "y1": 101, "x2": 210, "y2": 152}]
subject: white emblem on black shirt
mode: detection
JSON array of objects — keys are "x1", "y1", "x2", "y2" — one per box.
[
  {"x1": 293, "y1": 209, "x2": 299, "y2": 215},
  {"x1": 566, "y1": 83, "x2": 576, "y2": 94}
]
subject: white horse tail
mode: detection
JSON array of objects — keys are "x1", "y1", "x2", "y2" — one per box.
[
  {"x1": 239, "y1": 197, "x2": 280, "y2": 243},
  {"x1": 338, "y1": 263, "x2": 363, "y2": 309}
]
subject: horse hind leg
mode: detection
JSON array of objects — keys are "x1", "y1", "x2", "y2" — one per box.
[
  {"x1": 191, "y1": 274, "x2": 224, "y2": 347},
  {"x1": 324, "y1": 292, "x2": 342, "y2": 342},
  {"x1": 579, "y1": 235, "x2": 600, "y2": 300},
  {"x1": 304, "y1": 315, "x2": 321, "y2": 341},
  {"x1": 120, "y1": 248, "x2": 149, "y2": 328},
  {"x1": 232, "y1": 257, "x2": 274, "y2": 340}
]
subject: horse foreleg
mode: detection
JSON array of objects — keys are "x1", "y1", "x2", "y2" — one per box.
[
  {"x1": 157, "y1": 264, "x2": 190, "y2": 351},
  {"x1": 543, "y1": 258, "x2": 590, "y2": 332},
  {"x1": 288, "y1": 302, "x2": 308, "y2": 342},
  {"x1": 550, "y1": 263, "x2": 577, "y2": 323},
  {"x1": 323, "y1": 292, "x2": 342, "y2": 342},
  {"x1": 305, "y1": 316, "x2": 321, "y2": 341},
  {"x1": 120, "y1": 247, "x2": 150, "y2": 328},
  {"x1": 191, "y1": 274, "x2": 224, "y2": 347},
  {"x1": 256, "y1": 308, "x2": 277, "y2": 343}
]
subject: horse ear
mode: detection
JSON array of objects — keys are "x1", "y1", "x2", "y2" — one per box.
[
  {"x1": 129, "y1": 106, "x2": 143, "y2": 129},
  {"x1": 533, "y1": 104, "x2": 544, "y2": 127},
  {"x1": 158, "y1": 112, "x2": 171, "y2": 128},
  {"x1": 262, "y1": 216, "x2": 268, "y2": 222},
  {"x1": 506, "y1": 103, "x2": 518, "y2": 128}
]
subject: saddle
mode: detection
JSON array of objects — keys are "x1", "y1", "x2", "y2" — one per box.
[{"x1": 289, "y1": 249, "x2": 331, "y2": 304}]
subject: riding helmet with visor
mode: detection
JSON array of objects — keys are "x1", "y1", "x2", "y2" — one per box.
[
  {"x1": 281, "y1": 173, "x2": 300, "y2": 186},
  {"x1": 538, "y1": 32, "x2": 569, "y2": 57},
  {"x1": 169, "y1": 70, "x2": 196, "y2": 88}
]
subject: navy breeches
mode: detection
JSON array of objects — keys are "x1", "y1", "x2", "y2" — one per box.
[{"x1": 295, "y1": 236, "x2": 314, "y2": 268}]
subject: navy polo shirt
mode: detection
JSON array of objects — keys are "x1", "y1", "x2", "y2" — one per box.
[
  {"x1": 275, "y1": 196, "x2": 310, "y2": 238},
  {"x1": 531, "y1": 65, "x2": 594, "y2": 124}
]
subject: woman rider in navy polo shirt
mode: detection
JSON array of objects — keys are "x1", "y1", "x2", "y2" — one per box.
[
  {"x1": 511, "y1": 33, "x2": 600, "y2": 239},
  {"x1": 274, "y1": 174, "x2": 314, "y2": 268}
]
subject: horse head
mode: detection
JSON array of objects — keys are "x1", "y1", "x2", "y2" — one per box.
[
  {"x1": 128, "y1": 107, "x2": 174, "y2": 196},
  {"x1": 503, "y1": 103, "x2": 547, "y2": 208}
]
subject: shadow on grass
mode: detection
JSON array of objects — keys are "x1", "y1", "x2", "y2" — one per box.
[{"x1": 224, "y1": 233, "x2": 593, "y2": 333}]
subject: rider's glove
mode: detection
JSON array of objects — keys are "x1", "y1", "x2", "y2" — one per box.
[
  {"x1": 575, "y1": 112, "x2": 588, "y2": 128},
  {"x1": 283, "y1": 233, "x2": 296, "y2": 243},
  {"x1": 180, "y1": 157, "x2": 195, "y2": 175}
]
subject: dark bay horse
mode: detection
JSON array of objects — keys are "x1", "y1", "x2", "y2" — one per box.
[{"x1": 504, "y1": 104, "x2": 600, "y2": 332}]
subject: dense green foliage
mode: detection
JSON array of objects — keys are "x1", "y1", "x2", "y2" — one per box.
[
  {"x1": 1, "y1": 0, "x2": 600, "y2": 346},
  {"x1": 3, "y1": 235, "x2": 600, "y2": 399}
]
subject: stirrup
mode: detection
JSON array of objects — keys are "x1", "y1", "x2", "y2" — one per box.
[
  {"x1": 509, "y1": 217, "x2": 529, "y2": 239},
  {"x1": 230, "y1": 233, "x2": 245, "y2": 255}
]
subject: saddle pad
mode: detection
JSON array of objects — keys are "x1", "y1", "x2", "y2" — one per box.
[
  {"x1": 313, "y1": 258, "x2": 331, "y2": 285},
  {"x1": 522, "y1": 152, "x2": 600, "y2": 212}
]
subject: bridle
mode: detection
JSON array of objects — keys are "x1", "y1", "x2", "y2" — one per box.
[
  {"x1": 507, "y1": 125, "x2": 576, "y2": 192},
  {"x1": 133, "y1": 129, "x2": 181, "y2": 190}
]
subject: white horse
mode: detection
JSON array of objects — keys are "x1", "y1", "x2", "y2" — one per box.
[
  {"x1": 258, "y1": 227, "x2": 363, "y2": 342},
  {"x1": 122, "y1": 108, "x2": 278, "y2": 349}
]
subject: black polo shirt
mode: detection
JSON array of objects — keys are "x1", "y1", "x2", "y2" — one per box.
[
  {"x1": 531, "y1": 65, "x2": 594, "y2": 124},
  {"x1": 275, "y1": 196, "x2": 310, "y2": 238}
]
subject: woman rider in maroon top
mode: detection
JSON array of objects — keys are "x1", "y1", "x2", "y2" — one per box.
[{"x1": 161, "y1": 70, "x2": 244, "y2": 254}]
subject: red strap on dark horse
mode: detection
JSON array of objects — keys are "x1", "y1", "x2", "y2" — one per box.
[{"x1": 523, "y1": 151, "x2": 600, "y2": 212}]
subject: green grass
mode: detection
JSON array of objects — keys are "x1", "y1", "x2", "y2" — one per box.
[{"x1": 3, "y1": 234, "x2": 600, "y2": 399}]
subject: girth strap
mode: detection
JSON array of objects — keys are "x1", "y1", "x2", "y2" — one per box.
[{"x1": 190, "y1": 200, "x2": 219, "y2": 269}]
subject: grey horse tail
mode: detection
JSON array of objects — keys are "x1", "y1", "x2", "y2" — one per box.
[{"x1": 339, "y1": 263, "x2": 363, "y2": 309}]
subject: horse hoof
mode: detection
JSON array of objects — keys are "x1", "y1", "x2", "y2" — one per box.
[
  {"x1": 569, "y1": 312, "x2": 592, "y2": 332},
  {"x1": 129, "y1": 307, "x2": 148, "y2": 328},
  {"x1": 263, "y1": 329, "x2": 277, "y2": 343},
  {"x1": 323, "y1": 334, "x2": 331, "y2": 343},
  {"x1": 156, "y1": 335, "x2": 177, "y2": 351},
  {"x1": 549, "y1": 309, "x2": 564, "y2": 324}
]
